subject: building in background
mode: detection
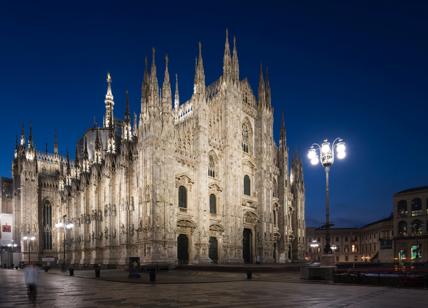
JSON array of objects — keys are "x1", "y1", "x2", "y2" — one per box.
[
  {"x1": 306, "y1": 215, "x2": 393, "y2": 263},
  {"x1": 6, "y1": 32, "x2": 306, "y2": 266},
  {"x1": 0, "y1": 177, "x2": 19, "y2": 267},
  {"x1": 393, "y1": 186, "x2": 428, "y2": 263}
]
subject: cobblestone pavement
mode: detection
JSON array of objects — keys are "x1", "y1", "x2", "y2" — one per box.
[{"x1": 1, "y1": 268, "x2": 427, "y2": 307}]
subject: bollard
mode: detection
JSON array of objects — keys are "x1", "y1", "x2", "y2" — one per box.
[
  {"x1": 69, "y1": 268, "x2": 74, "y2": 276},
  {"x1": 149, "y1": 269, "x2": 156, "y2": 282},
  {"x1": 246, "y1": 271, "x2": 252, "y2": 280}
]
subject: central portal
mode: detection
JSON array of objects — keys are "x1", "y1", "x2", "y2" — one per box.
[
  {"x1": 177, "y1": 234, "x2": 189, "y2": 265},
  {"x1": 243, "y1": 228, "x2": 252, "y2": 263}
]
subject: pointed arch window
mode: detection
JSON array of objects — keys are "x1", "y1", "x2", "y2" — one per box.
[
  {"x1": 210, "y1": 194, "x2": 217, "y2": 214},
  {"x1": 208, "y1": 155, "x2": 216, "y2": 178},
  {"x1": 244, "y1": 175, "x2": 251, "y2": 196},
  {"x1": 242, "y1": 122, "x2": 252, "y2": 154},
  {"x1": 178, "y1": 186, "x2": 187, "y2": 209},
  {"x1": 43, "y1": 200, "x2": 52, "y2": 250}
]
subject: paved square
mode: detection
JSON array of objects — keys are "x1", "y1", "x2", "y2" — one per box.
[{"x1": 1, "y1": 269, "x2": 427, "y2": 307}]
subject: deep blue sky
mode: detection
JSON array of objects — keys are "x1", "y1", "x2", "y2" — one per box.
[{"x1": 1, "y1": 1, "x2": 427, "y2": 227}]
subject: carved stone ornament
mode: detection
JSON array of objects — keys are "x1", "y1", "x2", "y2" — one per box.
[
  {"x1": 244, "y1": 211, "x2": 258, "y2": 225},
  {"x1": 209, "y1": 224, "x2": 224, "y2": 233},
  {"x1": 177, "y1": 219, "x2": 196, "y2": 229},
  {"x1": 175, "y1": 175, "x2": 194, "y2": 190}
]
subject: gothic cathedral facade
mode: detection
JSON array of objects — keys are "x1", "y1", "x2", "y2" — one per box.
[{"x1": 11, "y1": 32, "x2": 306, "y2": 266}]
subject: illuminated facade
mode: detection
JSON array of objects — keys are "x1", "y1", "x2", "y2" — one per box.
[
  {"x1": 393, "y1": 186, "x2": 428, "y2": 263},
  {"x1": 306, "y1": 216, "x2": 393, "y2": 263},
  {"x1": 10, "y1": 32, "x2": 306, "y2": 266}
]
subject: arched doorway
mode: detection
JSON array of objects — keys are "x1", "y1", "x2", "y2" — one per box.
[
  {"x1": 177, "y1": 234, "x2": 189, "y2": 264},
  {"x1": 209, "y1": 237, "x2": 218, "y2": 263},
  {"x1": 243, "y1": 228, "x2": 252, "y2": 263}
]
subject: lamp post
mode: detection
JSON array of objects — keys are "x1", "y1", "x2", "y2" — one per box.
[
  {"x1": 55, "y1": 215, "x2": 74, "y2": 271},
  {"x1": 23, "y1": 236, "x2": 36, "y2": 264},
  {"x1": 308, "y1": 138, "x2": 346, "y2": 255},
  {"x1": 7, "y1": 241, "x2": 18, "y2": 267}
]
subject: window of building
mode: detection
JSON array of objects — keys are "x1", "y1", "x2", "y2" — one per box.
[
  {"x1": 345, "y1": 256, "x2": 349, "y2": 262},
  {"x1": 242, "y1": 122, "x2": 252, "y2": 154},
  {"x1": 42, "y1": 201, "x2": 52, "y2": 250},
  {"x1": 398, "y1": 249, "x2": 406, "y2": 260},
  {"x1": 354, "y1": 256, "x2": 358, "y2": 262},
  {"x1": 398, "y1": 221, "x2": 407, "y2": 236},
  {"x1": 411, "y1": 220, "x2": 423, "y2": 236},
  {"x1": 208, "y1": 155, "x2": 216, "y2": 178},
  {"x1": 178, "y1": 186, "x2": 187, "y2": 209},
  {"x1": 411, "y1": 198, "x2": 423, "y2": 216},
  {"x1": 411, "y1": 244, "x2": 422, "y2": 260},
  {"x1": 335, "y1": 237, "x2": 339, "y2": 242},
  {"x1": 345, "y1": 237, "x2": 348, "y2": 242},
  {"x1": 209, "y1": 194, "x2": 217, "y2": 214},
  {"x1": 244, "y1": 175, "x2": 251, "y2": 196},
  {"x1": 397, "y1": 200, "x2": 408, "y2": 217},
  {"x1": 336, "y1": 256, "x2": 339, "y2": 262}
]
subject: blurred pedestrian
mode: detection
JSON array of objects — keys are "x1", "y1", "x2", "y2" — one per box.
[{"x1": 24, "y1": 263, "x2": 39, "y2": 303}]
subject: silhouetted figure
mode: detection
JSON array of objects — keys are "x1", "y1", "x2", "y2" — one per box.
[{"x1": 24, "y1": 264, "x2": 39, "y2": 303}]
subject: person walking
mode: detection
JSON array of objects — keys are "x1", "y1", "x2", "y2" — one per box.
[{"x1": 24, "y1": 263, "x2": 39, "y2": 303}]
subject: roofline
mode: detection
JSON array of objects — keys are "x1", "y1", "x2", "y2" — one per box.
[{"x1": 394, "y1": 186, "x2": 428, "y2": 196}]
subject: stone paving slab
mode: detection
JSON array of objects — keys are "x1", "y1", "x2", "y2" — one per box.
[{"x1": 1, "y1": 268, "x2": 428, "y2": 307}]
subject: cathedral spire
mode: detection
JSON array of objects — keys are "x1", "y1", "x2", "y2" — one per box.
[
  {"x1": 265, "y1": 67, "x2": 272, "y2": 109},
  {"x1": 54, "y1": 129, "x2": 58, "y2": 155},
  {"x1": 28, "y1": 122, "x2": 33, "y2": 149},
  {"x1": 193, "y1": 42, "x2": 205, "y2": 96},
  {"x1": 280, "y1": 112, "x2": 287, "y2": 149},
  {"x1": 82, "y1": 137, "x2": 89, "y2": 173},
  {"x1": 124, "y1": 90, "x2": 130, "y2": 123},
  {"x1": 149, "y1": 48, "x2": 159, "y2": 105},
  {"x1": 104, "y1": 73, "x2": 115, "y2": 128},
  {"x1": 20, "y1": 123, "x2": 25, "y2": 146},
  {"x1": 174, "y1": 74, "x2": 180, "y2": 111},
  {"x1": 223, "y1": 29, "x2": 232, "y2": 81},
  {"x1": 133, "y1": 112, "x2": 137, "y2": 137},
  {"x1": 66, "y1": 148, "x2": 71, "y2": 175},
  {"x1": 162, "y1": 55, "x2": 172, "y2": 113},
  {"x1": 258, "y1": 63, "x2": 266, "y2": 108},
  {"x1": 122, "y1": 90, "x2": 132, "y2": 142},
  {"x1": 232, "y1": 35, "x2": 239, "y2": 83},
  {"x1": 141, "y1": 56, "x2": 149, "y2": 113},
  {"x1": 75, "y1": 143, "x2": 80, "y2": 166},
  {"x1": 83, "y1": 137, "x2": 89, "y2": 159},
  {"x1": 94, "y1": 129, "x2": 102, "y2": 164}
]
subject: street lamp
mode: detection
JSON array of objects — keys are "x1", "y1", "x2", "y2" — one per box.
[
  {"x1": 23, "y1": 236, "x2": 36, "y2": 264},
  {"x1": 308, "y1": 138, "x2": 346, "y2": 255},
  {"x1": 55, "y1": 215, "x2": 74, "y2": 270}
]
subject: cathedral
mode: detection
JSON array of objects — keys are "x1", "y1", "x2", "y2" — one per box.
[{"x1": 11, "y1": 31, "x2": 306, "y2": 266}]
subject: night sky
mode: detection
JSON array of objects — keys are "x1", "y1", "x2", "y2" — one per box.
[{"x1": 1, "y1": 1, "x2": 427, "y2": 227}]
